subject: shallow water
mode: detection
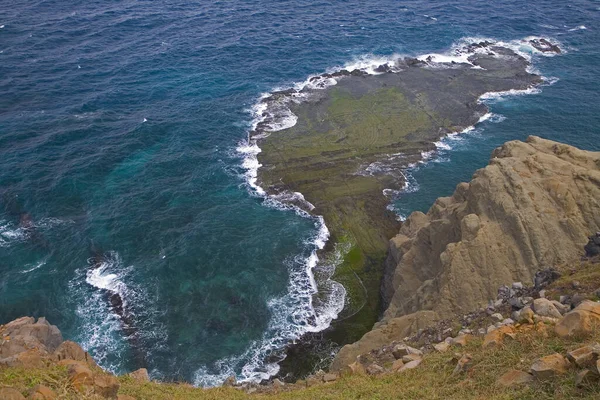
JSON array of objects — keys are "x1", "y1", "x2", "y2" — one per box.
[{"x1": 0, "y1": 0, "x2": 598, "y2": 386}]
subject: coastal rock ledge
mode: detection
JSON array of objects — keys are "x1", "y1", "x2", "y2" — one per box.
[{"x1": 332, "y1": 136, "x2": 600, "y2": 370}]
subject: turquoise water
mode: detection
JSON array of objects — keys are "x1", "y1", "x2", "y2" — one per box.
[{"x1": 0, "y1": 0, "x2": 598, "y2": 385}]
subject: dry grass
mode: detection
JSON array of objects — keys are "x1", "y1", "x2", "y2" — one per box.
[{"x1": 2, "y1": 323, "x2": 599, "y2": 399}]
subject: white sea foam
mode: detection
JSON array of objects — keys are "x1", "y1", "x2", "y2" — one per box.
[
  {"x1": 0, "y1": 217, "x2": 71, "y2": 247},
  {"x1": 0, "y1": 220, "x2": 26, "y2": 247},
  {"x1": 69, "y1": 251, "x2": 137, "y2": 372},
  {"x1": 568, "y1": 25, "x2": 587, "y2": 32},
  {"x1": 20, "y1": 259, "x2": 47, "y2": 274},
  {"x1": 193, "y1": 213, "x2": 345, "y2": 386}
]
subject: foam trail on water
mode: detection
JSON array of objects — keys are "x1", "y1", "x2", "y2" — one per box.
[{"x1": 68, "y1": 251, "x2": 133, "y2": 372}]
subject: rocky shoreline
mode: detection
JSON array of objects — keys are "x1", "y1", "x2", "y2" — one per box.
[{"x1": 252, "y1": 38, "x2": 562, "y2": 379}]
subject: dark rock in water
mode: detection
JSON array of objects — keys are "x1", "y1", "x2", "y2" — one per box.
[
  {"x1": 584, "y1": 232, "x2": 600, "y2": 257},
  {"x1": 374, "y1": 64, "x2": 390, "y2": 73},
  {"x1": 350, "y1": 69, "x2": 365, "y2": 77},
  {"x1": 529, "y1": 38, "x2": 561, "y2": 54},
  {"x1": 534, "y1": 268, "x2": 562, "y2": 290},
  {"x1": 405, "y1": 57, "x2": 426, "y2": 67},
  {"x1": 330, "y1": 69, "x2": 350, "y2": 77},
  {"x1": 271, "y1": 88, "x2": 297, "y2": 97}
]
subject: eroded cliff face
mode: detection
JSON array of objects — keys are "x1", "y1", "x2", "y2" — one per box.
[{"x1": 332, "y1": 136, "x2": 600, "y2": 370}]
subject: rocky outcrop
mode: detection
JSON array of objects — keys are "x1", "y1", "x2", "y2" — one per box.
[
  {"x1": 382, "y1": 136, "x2": 600, "y2": 320},
  {"x1": 333, "y1": 136, "x2": 600, "y2": 369},
  {"x1": 0, "y1": 317, "x2": 131, "y2": 399}
]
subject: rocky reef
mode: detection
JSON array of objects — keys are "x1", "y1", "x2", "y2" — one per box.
[
  {"x1": 332, "y1": 136, "x2": 600, "y2": 370},
  {"x1": 254, "y1": 39, "x2": 561, "y2": 347}
]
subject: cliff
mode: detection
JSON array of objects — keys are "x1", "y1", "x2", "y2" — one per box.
[{"x1": 332, "y1": 136, "x2": 600, "y2": 369}]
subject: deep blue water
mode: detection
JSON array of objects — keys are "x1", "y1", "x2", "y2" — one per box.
[{"x1": 1, "y1": 0, "x2": 598, "y2": 386}]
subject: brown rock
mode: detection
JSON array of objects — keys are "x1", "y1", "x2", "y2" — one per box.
[
  {"x1": 496, "y1": 370, "x2": 534, "y2": 387},
  {"x1": 575, "y1": 369, "x2": 599, "y2": 387},
  {"x1": 0, "y1": 388, "x2": 26, "y2": 400},
  {"x1": 519, "y1": 307, "x2": 535, "y2": 324},
  {"x1": 366, "y1": 363, "x2": 385, "y2": 375},
  {"x1": 530, "y1": 353, "x2": 570, "y2": 380},
  {"x1": 433, "y1": 342, "x2": 450, "y2": 353},
  {"x1": 322, "y1": 373, "x2": 337, "y2": 382},
  {"x1": 53, "y1": 341, "x2": 96, "y2": 367},
  {"x1": 341, "y1": 361, "x2": 366, "y2": 375},
  {"x1": 93, "y1": 373, "x2": 120, "y2": 398},
  {"x1": 451, "y1": 334, "x2": 474, "y2": 347},
  {"x1": 305, "y1": 376, "x2": 320, "y2": 387},
  {"x1": 452, "y1": 354, "x2": 473, "y2": 375},
  {"x1": 330, "y1": 311, "x2": 438, "y2": 371},
  {"x1": 401, "y1": 353, "x2": 421, "y2": 364},
  {"x1": 555, "y1": 301, "x2": 600, "y2": 338},
  {"x1": 117, "y1": 396, "x2": 137, "y2": 400},
  {"x1": 391, "y1": 344, "x2": 422, "y2": 359},
  {"x1": 566, "y1": 345, "x2": 597, "y2": 368},
  {"x1": 398, "y1": 359, "x2": 421, "y2": 372},
  {"x1": 391, "y1": 359, "x2": 404, "y2": 372},
  {"x1": 532, "y1": 298, "x2": 562, "y2": 319},
  {"x1": 27, "y1": 385, "x2": 56, "y2": 400},
  {"x1": 482, "y1": 325, "x2": 516, "y2": 348},
  {"x1": 0, "y1": 348, "x2": 49, "y2": 368},
  {"x1": 128, "y1": 368, "x2": 150, "y2": 383},
  {"x1": 62, "y1": 360, "x2": 94, "y2": 391}
]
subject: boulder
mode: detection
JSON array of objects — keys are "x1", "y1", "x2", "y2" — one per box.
[
  {"x1": 433, "y1": 342, "x2": 450, "y2": 353},
  {"x1": 0, "y1": 348, "x2": 49, "y2": 369},
  {"x1": 0, "y1": 317, "x2": 62, "y2": 354},
  {"x1": 555, "y1": 300, "x2": 600, "y2": 338},
  {"x1": 532, "y1": 298, "x2": 562, "y2": 319},
  {"x1": 222, "y1": 376, "x2": 236, "y2": 387},
  {"x1": 93, "y1": 373, "x2": 120, "y2": 398},
  {"x1": 490, "y1": 313, "x2": 504, "y2": 322},
  {"x1": 551, "y1": 300, "x2": 570, "y2": 315},
  {"x1": 575, "y1": 369, "x2": 599, "y2": 387},
  {"x1": 391, "y1": 344, "x2": 422, "y2": 359},
  {"x1": 341, "y1": 361, "x2": 366, "y2": 375},
  {"x1": 566, "y1": 344, "x2": 598, "y2": 368},
  {"x1": 63, "y1": 360, "x2": 94, "y2": 392},
  {"x1": 451, "y1": 334, "x2": 474, "y2": 347},
  {"x1": 128, "y1": 368, "x2": 150, "y2": 383},
  {"x1": 496, "y1": 369, "x2": 534, "y2": 387},
  {"x1": 28, "y1": 385, "x2": 57, "y2": 400},
  {"x1": 53, "y1": 341, "x2": 96, "y2": 367},
  {"x1": 0, "y1": 388, "x2": 25, "y2": 400},
  {"x1": 530, "y1": 353, "x2": 570, "y2": 380},
  {"x1": 401, "y1": 354, "x2": 421, "y2": 364},
  {"x1": 322, "y1": 373, "x2": 338, "y2": 383},
  {"x1": 366, "y1": 363, "x2": 385, "y2": 375},
  {"x1": 482, "y1": 325, "x2": 516, "y2": 348},
  {"x1": 391, "y1": 359, "x2": 404, "y2": 372},
  {"x1": 398, "y1": 359, "x2": 421, "y2": 372}
]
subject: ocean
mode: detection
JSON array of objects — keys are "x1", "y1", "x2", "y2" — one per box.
[{"x1": 0, "y1": 0, "x2": 598, "y2": 386}]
